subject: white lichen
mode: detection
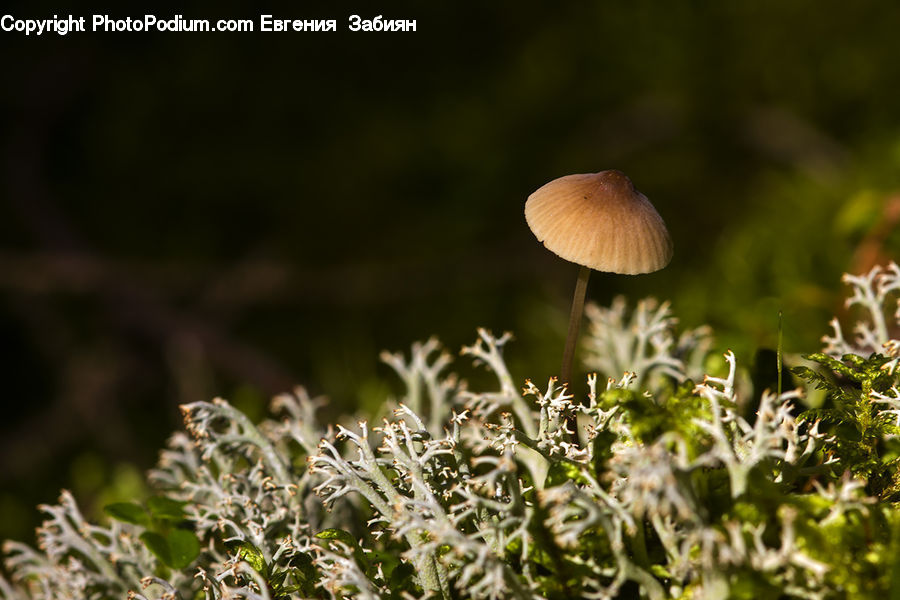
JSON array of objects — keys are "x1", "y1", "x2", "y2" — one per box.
[{"x1": 5, "y1": 269, "x2": 900, "y2": 599}]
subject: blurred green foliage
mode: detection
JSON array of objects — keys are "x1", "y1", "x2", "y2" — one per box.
[{"x1": 3, "y1": 0, "x2": 900, "y2": 542}]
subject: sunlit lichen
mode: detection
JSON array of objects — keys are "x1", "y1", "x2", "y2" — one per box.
[{"x1": 5, "y1": 264, "x2": 900, "y2": 599}]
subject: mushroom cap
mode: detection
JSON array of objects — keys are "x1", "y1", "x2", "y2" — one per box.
[{"x1": 525, "y1": 170, "x2": 673, "y2": 275}]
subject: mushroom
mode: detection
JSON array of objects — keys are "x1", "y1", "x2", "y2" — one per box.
[{"x1": 525, "y1": 169, "x2": 673, "y2": 387}]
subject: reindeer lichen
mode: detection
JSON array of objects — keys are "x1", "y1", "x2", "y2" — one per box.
[{"x1": 5, "y1": 264, "x2": 900, "y2": 598}]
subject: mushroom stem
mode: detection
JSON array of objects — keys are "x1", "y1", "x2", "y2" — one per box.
[{"x1": 560, "y1": 264, "x2": 591, "y2": 385}]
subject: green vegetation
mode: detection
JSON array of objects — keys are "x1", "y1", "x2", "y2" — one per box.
[{"x1": 4, "y1": 265, "x2": 900, "y2": 598}]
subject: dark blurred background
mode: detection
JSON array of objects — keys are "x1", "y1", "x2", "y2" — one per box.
[{"x1": 3, "y1": 0, "x2": 900, "y2": 542}]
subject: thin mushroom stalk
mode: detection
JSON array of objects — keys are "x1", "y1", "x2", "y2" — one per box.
[
  {"x1": 561, "y1": 264, "x2": 591, "y2": 385},
  {"x1": 525, "y1": 169, "x2": 672, "y2": 439}
]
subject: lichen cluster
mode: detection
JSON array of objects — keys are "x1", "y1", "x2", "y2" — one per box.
[{"x1": 5, "y1": 265, "x2": 900, "y2": 599}]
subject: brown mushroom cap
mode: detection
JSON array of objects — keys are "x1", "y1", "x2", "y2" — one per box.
[{"x1": 525, "y1": 170, "x2": 673, "y2": 275}]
